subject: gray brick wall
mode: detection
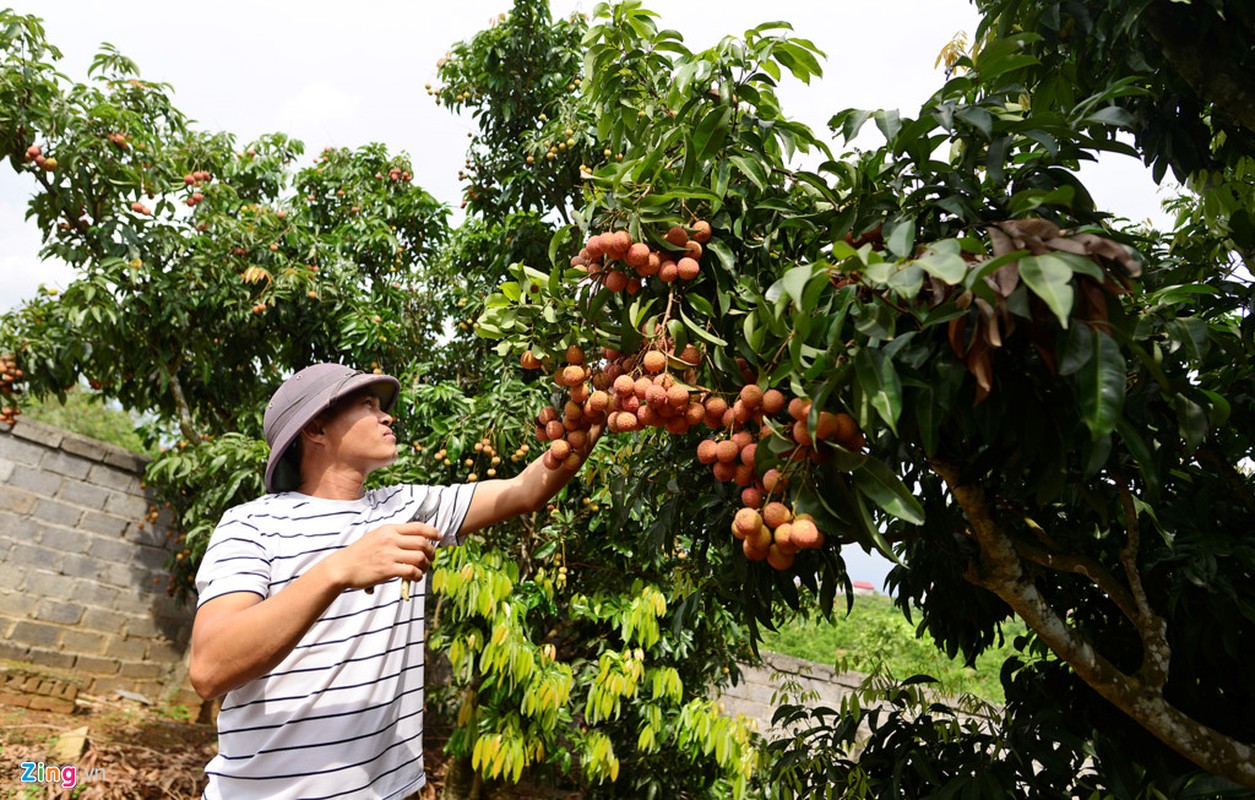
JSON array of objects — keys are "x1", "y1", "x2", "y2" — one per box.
[{"x1": 0, "y1": 419, "x2": 196, "y2": 709}]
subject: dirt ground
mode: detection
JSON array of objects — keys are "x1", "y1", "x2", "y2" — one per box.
[{"x1": 0, "y1": 695, "x2": 480, "y2": 799}]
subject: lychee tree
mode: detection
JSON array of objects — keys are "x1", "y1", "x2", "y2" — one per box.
[
  {"x1": 430, "y1": 1, "x2": 590, "y2": 220},
  {"x1": 413, "y1": 3, "x2": 770, "y2": 796},
  {"x1": 473, "y1": 0, "x2": 1255, "y2": 793},
  {"x1": 0, "y1": 12, "x2": 448, "y2": 594}
]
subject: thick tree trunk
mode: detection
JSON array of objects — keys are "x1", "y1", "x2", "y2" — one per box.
[{"x1": 931, "y1": 459, "x2": 1255, "y2": 788}]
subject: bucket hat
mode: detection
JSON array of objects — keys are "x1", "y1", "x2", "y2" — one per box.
[{"x1": 262, "y1": 363, "x2": 401, "y2": 493}]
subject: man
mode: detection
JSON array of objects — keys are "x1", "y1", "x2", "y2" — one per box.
[{"x1": 190, "y1": 362, "x2": 597, "y2": 799}]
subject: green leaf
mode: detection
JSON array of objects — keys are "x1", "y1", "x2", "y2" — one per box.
[
  {"x1": 955, "y1": 105, "x2": 994, "y2": 139},
  {"x1": 830, "y1": 109, "x2": 872, "y2": 142},
  {"x1": 779, "y1": 264, "x2": 813, "y2": 309},
  {"x1": 1165, "y1": 317, "x2": 1209, "y2": 363},
  {"x1": 914, "y1": 238, "x2": 968, "y2": 284},
  {"x1": 705, "y1": 238, "x2": 736, "y2": 273},
  {"x1": 1084, "y1": 106, "x2": 1134, "y2": 128},
  {"x1": 679, "y1": 305, "x2": 728, "y2": 347},
  {"x1": 742, "y1": 312, "x2": 765, "y2": 353},
  {"x1": 884, "y1": 217, "x2": 915, "y2": 258},
  {"x1": 1174, "y1": 392, "x2": 1208, "y2": 455},
  {"x1": 1058, "y1": 321, "x2": 1093, "y2": 376},
  {"x1": 1115, "y1": 419, "x2": 1160, "y2": 499},
  {"x1": 1077, "y1": 328, "x2": 1125, "y2": 439},
  {"x1": 973, "y1": 34, "x2": 1040, "y2": 80},
  {"x1": 1008, "y1": 184, "x2": 1077, "y2": 216},
  {"x1": 854, "y1": 348, "x2": 902, "y2": 434},
  {"x1": 693, "y1": 106, "x2": 732, "y2": 162},
  {"x1": 1082, "y1": 434, "x2": 1113, "y2": 478},
  {"x1": 886, "y1": 263, "x2": 924, "y2": 299},
  {"x1": 1148, "y1": 283, "x2": 1221, "y2": 306},
  {"x1": 874, "y1": 109, "x2": 902, "y2": 143},
  {"x1": 548, "y1": 225, "x2": 573, "y2": 269},
  {"x1": 853, "y1": 456, "x2": 925, "y2": 525},
  {"x1": 687, "y1": 292, "x2": 715, "y2": 318},
  {"x1": 965, "y1": 249, "x2": 1027, "y2": 290},
  {"x1": 728, "y1": 154, "x2": 768, "y2": 191},
  {"x1": 1199, "y1": 388, "x2": 1231, "y2": 427},
  {"x1": 1018, "y1": 253, "x2": 1076, "y2": 328},
  {"x1": 775, "y1": 41, "x2": 823, "y2": 83},
  {"x1": 914, "y1": 384, "x2": 940, "y2": 456}
]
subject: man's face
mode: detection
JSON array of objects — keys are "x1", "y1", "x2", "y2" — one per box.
[{"x1": 319, "y1": 388, "x2": 398, "y2": 473}]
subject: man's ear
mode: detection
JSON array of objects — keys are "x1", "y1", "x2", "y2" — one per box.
[{"x1": 300, "y1": 418, "x2": 328, "y2": 446}]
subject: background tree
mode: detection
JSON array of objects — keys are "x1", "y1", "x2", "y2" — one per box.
[{"x1": 1, "y1": 10, "x2": 451, "y2": 595}]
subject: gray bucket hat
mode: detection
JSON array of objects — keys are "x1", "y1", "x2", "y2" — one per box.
[{"x1": 262, "y1": 363, "x2": 401, "y2": 493}]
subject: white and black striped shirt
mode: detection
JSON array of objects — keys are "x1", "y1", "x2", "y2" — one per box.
[{"x1": 195, "y1": 484, "x2": 475, "y2": 800}]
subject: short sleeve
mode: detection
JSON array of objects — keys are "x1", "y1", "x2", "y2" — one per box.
[
  {"x1": 195, "y1": 510, "x2": 271, "y2": 607},
  {"x1": 405, "y1": 483, "x2": 478, "y2": 548}
]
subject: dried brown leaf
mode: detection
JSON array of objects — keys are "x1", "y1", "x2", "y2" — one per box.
[
  {"x1": 988, "y1": 225, "x2": 1018, "y2": 258},
  {"x1": 1070, "y1": 232, "x2": 1142, "y2": 277},
  {"x1": 999, "y1": 218, "x2": 1062, "y2": 242},
  {"x1": 1078, "y1": 277, "x2": 1110, "y2": 324},
  {"x1": 948, "y1": 316, "x2": 969, "y2": 357},
  {"x1": 986, "y1": 260, "x2": 1021, "y2": 297},
  {"x1": 1028, "y1": 326, "x2": 1058, "y2": 375},
  {"x1": 975, "y1": 296, "x2": 1001, "y2": 348},
  {"x1": 966, "y1": 338, "x2": 994, "y2": 403},
  {"x1": 1043, "y1": 236, "x2": 1090, "y2": 256}
]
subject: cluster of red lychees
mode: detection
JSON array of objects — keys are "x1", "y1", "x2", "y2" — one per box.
[
  {"x1": 182, "y1": 170, "x2": 213, "y2": 207},
  {"x1": 1, "y1": 354, "x2": 24, "y2": 427},
  {"x1": 570, "y1": 221, "x2": 712, "y2": 294}
]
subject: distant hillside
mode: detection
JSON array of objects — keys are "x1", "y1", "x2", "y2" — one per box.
[{"x1": 761, "y1": 592, "x2": 1022, "y2": 702}]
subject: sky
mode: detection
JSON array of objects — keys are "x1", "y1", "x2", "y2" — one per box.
[{"x1": 0, "y1": 0, "x2": 1176, "y2": 588}]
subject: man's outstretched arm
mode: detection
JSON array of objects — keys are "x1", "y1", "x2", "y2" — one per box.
[{"x1": 458, "y1": 423, "x2": 603, "y2": 537}]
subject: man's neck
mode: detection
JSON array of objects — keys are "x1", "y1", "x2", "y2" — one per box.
[{"x1": 297, "y1": 466, "x2": 368, "y2": 501}]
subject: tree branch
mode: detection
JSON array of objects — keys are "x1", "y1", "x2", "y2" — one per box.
[
  {"x1": 165, "y1": 362, "x2": 198, "y2": 444},
  {"x1": 1112, "y1": 469, "x2": 1170, "y2": 689},
  {"x1": 931, "y1": 457, "x2": 1255, "y2": 788},
  {"x1": 1010, "y1": 538, "x2": 1140, "y2": 625}
]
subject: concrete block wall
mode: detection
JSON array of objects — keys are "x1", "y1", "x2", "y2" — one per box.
[
  {"x1": 0, "y1": 419, "x2": 195, "y2": 707},
  {"x1": 716, "y1": 653, "x2": 867, "y2": 737}
]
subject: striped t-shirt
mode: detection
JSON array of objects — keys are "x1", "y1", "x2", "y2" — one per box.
[{"x1": 195, "y1": 483, "x2": 476, "y2": 800}]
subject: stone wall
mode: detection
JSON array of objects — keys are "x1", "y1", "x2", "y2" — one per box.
[
  {"x1": 716, "y1": 652, "x2": 868, "y2": 737},
  {"x1": 0, "y1": 419, "x2": 196, "y2": 709}
]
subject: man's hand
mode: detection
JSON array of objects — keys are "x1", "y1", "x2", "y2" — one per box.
[
  {"x1": 458, "y1": 421, "x2": 604, "y2": 537},
  {"x1": 190, "y1": 520, "x2": 442, "y2": 699},
  {"x1": 327, "y1": 521, "x2": 442, "y2": 591}
]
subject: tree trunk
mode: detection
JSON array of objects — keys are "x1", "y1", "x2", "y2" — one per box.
[{"x1": 931, "y1": 459, "x2": 1255, "y2": 788}]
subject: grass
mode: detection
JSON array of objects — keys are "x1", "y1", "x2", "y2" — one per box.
[{"x1": 760, "y1": 592, "x2": 1022, "y2": 703}]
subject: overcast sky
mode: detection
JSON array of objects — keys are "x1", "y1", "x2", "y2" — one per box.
[{"x1": 0, "y1": 1, "x2": 1175, "y2": 588}]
